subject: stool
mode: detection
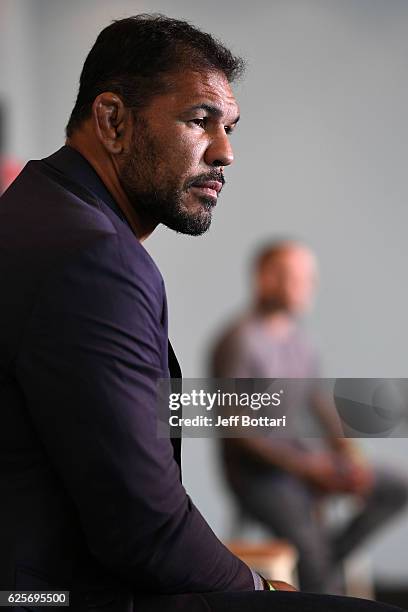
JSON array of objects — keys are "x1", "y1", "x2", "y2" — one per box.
[{"x1": 226, "y1": 539, "x2": 299, "y2": 585}]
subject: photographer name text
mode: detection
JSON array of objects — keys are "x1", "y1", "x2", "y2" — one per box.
[{"x1": 169, "y1": 415, "x2": 286, "y2": 428}]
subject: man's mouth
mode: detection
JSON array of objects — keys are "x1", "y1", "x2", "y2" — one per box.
[{"x1": 189, "y1": 178, "x2": 224, "y2": 202}]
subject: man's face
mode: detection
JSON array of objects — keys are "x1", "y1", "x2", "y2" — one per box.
[
  {"x1": 119, "y1": 69, "x2": 240, "y2": 235},
  {"x1": 257, "y1": 247, "x2": 318, "y2": 315}
]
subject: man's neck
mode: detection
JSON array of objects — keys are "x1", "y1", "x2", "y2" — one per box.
[{"x1": 66, "y1": 133, "x2": 157, "y2": 242}]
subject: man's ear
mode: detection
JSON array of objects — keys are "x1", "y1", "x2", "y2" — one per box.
[{"x1": 91, "y1": 92, "x2": 129, "y2": 154}]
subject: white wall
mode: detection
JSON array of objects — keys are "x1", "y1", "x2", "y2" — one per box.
[
  {"x1": 2, "y1": 0, "x2": 408, "y2": 583},
  {"x1": 0, "y1": 0, "x2": 38, "y2": 158}
]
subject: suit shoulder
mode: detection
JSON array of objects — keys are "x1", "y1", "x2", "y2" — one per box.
[
  {"x1": 0, "y1": 161, "x2": 116, "y2": 251},
  {"x1": 0, "y1": 160, "x2": 164, "y2": 297}
]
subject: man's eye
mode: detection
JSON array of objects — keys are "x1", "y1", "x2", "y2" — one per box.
[{"x1": 190, "y1": 118, "x2": 206, "y2": 128}]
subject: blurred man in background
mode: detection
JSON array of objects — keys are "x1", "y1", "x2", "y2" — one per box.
[{"x1": 212, "y1": 239, "x2": 408, "y2": 594}]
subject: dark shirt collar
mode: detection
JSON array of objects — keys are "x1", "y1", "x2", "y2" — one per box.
[{"x1": 43, "y1": 145, "x2": 130, "y2": 227}]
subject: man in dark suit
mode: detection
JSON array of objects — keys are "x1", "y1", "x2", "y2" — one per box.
[{"x1": 0, "y1": 14, "x2": 405, "y2": 612}]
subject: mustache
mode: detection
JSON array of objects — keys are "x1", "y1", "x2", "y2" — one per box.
[{"x1": 185, "y1": 171, "x2": 226, "y2": 191}]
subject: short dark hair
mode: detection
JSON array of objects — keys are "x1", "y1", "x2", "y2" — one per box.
[
  {"x1": 253, "y1": 239, "x2": 304, "y2": 271},
  {"x1": 66, "y1": 14, "x2": 245, "y2": 137}
]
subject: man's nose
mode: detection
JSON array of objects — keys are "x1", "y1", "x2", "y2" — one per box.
[{"x1": 204, "y1": 130, "x2": 234, "y2": 168}]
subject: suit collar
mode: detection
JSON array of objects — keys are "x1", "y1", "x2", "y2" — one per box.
[{"x1": 43, "y1": 145, "x2": 130, "y2": 228}]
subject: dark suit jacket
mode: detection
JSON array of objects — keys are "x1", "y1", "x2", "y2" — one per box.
[{"x1": 0, "y1": 147, "x2": 253, "y2": 610}]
